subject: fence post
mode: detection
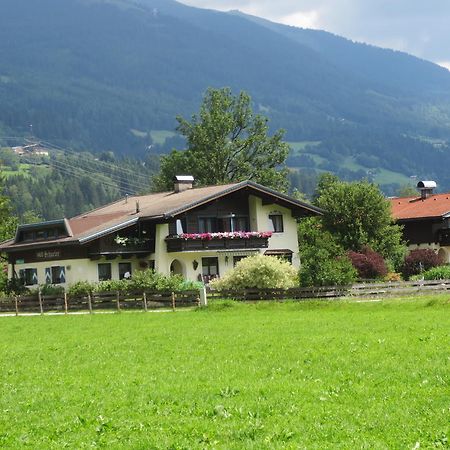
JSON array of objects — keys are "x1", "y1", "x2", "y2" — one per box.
[
  {"x1": 64, "y1": 292, "x2": 68, "y2": 314},
  {"x1": 87, "y1": 292, "x2": 93, "y2": 314},
  {"x1": 38, "y1": 289, "x2": 44, "y2": 315},
  {"x1": 143, "y1": 291, "x2": 148, "y2": 312},
  {"x1": 14, "y1": 295, "x2": 19, "y2": 316},
  {"x1": 199, "y1": 286, "x2": 207, "y2": 307},
  {"x1": 116, "y1": 291, "x2": 121, "y2": 312},
  {"x1": 171, "y1": 292, "x2": 176, "y2": 311}
]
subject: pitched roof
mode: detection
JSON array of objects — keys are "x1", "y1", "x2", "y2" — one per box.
[
  {"x1": 390, "y1": 193, "x2": 450, "y2": 220},
  {"x1": 1, "y1": 180, "x2": 322, "y2": 250}
]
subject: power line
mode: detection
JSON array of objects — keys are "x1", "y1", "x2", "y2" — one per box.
[
  {"x1": 39, "y1": 139, "x2": 153, "y2": 183},
  {"x1": 47, "y1": 160, "x2": 138, "y2": 195},
  {"x1": 49, "y1": 157, "x2": 152, "y2": 193},
  {"x1": 1, "y1": 136, "x2": 156, "y2": 192},
  {"x1": 48, "y1": 159, "x2": 149, "y2": 194}
]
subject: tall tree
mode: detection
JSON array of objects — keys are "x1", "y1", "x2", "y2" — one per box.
[
  {"x1": 153, "y1": 88, "x2": 290, "y2": 191},
  {"x1": 314, "y1": 174, "x2": 406, "y2": 268}
]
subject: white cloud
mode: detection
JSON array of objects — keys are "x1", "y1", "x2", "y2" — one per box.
[
  {"x1": 177, "y1": 0, "x2": 450, "y2": 65},
  {"x1": 437, "y1": 61, "x2": 450, "y2": 71},
  {"x1": 278, "y1": 10, "x2": 321, "y2": 29}
]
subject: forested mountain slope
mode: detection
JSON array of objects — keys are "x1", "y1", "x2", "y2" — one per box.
[{"x1": 1, "y1": 0, "x2": 450, "y2": 190}]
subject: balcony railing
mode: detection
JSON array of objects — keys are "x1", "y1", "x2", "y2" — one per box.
[
  {"x1": 89, "y1": 235, "x2": 155, "y2": 257},
  {"x1": 165, "y1": 231, "x2": 272, "y2": 253}
]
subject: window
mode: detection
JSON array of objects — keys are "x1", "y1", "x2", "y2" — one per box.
[
  {"x1": 119, "y1": 262, "x2": 132, "y2": 280},
  {"x1": 199, "y1": 217, "x2": 218, "y2": 233},
  {"x1": 98, "y1": 263, "x2": 112, "y2": 281},
  {"x1": 199, "y1": 216, "x2": 249, "y2": 233},
  {"x1": 202, "y1": 257, "x2": 219, "y2": 280},
  {"x1": 220, "y1": 216, "x2": 248, "y2": 232},
  {"x1": 269, "y1": 214, "x2": 284, "y2": 233},
  {"x1": 19, "y1": 268, "x2": 38, "y2": 286},
  {"x1": 45, "y1": 266, "x2": 66, "y2": 284}
]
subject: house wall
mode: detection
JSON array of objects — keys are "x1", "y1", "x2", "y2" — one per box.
[
  {"x1": 248, "y1": 195, "x2": 300, "y2": 267},
  {"x1": 401, "y1": 217, "x2": 450, "y2": 263},
  {"x1": 158, "y1": 195, "x2": 301, "y2": 276},
  {"x1": 10, "y1": 257, "x2": 147, "y2": 288},
  {"x1": 7, "y1": 191, "x2": 303, "y2": 287}
]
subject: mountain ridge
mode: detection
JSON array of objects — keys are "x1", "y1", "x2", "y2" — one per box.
[{"x1": 1, "y1": 0, "x2": 450, "y2": 191}]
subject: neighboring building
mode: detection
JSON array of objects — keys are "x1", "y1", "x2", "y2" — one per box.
[
  {"x1": 390, "y1": 181, "x2": 450, "y2": 262},
  {"x1": 0, "y1": 178, "x2": 322, "y2": 288},
  {"x1": 12, "y1": 144, "x2": 49, "y2": 157}
]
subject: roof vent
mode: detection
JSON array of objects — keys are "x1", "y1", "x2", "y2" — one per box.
[
  {"x1": 174, "y1": 175, "x2": 194, "y2": 193},
  {"x1": 417, "y1": 180, "x2": 436, "y2": 199}
]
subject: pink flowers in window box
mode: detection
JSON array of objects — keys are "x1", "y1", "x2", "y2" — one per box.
[{"x1": 176, "y1": 231, "x2": 273, "y2": 240}]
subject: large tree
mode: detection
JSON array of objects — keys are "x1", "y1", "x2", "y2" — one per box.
[
  {"x1": 314, "y1": 174, "x2": 406, "y2": 268},
  {"x1": 153, "y1": 88, "x2": 290, "y2": 191}
]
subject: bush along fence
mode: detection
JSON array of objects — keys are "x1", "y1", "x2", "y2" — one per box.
[
  {"x1": 207, "y1": 278, "x2": 450, "y2": 301},
  {"x1": 0, "y1": 288, "x2": 207, "y2": 316}
]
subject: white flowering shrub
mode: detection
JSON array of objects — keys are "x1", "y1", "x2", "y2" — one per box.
[{"x1": 211, "y1": 255, "x2": 297, "y2": 290}]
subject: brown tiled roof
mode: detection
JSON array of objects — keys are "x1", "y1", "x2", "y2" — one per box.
[
  {"x1": 390, "y1": 193, "x2": 450, "y2": 220},
  {"x1": 0, "y1": 181, "x2": 322, "y2": 251}
]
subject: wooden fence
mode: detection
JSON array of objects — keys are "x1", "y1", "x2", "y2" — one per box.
[
  {"x1": 207, "y1": 279, "x2": 450, "y2": 301},
  {"x1": 0, "y1": 289, "x2": 201, "y2": 315},
  {"x1": 2, "y1": 279, "x2": 450, "y2": 315}
]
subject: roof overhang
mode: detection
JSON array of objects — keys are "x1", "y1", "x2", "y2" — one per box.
[
  {"x1": 78, "y1": 217, "x2": 139, "y2": 244},
  {"x1": 162, "y1": 180, "x2": 323, "y2": 218}
]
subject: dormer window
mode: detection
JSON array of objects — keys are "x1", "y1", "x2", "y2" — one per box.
[{"x1": 15, "y1": 220, "x2": 69, "y2": 243}]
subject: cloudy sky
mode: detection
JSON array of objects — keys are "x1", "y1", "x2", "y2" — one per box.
[{"x1": 178, "y1": 0, "x2": 450, "y2": 70}]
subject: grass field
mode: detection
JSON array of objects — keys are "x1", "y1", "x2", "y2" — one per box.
[{"x1": 1, "y1": 297, "x2": 449, "y2": 448}]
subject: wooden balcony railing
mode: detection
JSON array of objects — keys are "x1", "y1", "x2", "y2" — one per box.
[{"x1": 89, "y1": 236, "x2": 155, "y2": 257}]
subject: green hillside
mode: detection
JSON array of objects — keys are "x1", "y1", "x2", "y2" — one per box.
[{"x1": 1, "y1": 0, "x2": 450, "y2": 191}]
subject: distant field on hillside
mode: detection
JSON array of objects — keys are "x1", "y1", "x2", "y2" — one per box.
[{"x1": 1, "y1": 297, "x2": 449, "y2": 448}]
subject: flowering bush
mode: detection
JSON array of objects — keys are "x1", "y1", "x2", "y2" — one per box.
[
  {"x1": 401, "y1": 249, "x2": 443, "y2": 279},
  {"x1": 347, "y1": 247, "x2": 387, "y2": 279},
  {"x1": 210, "y1": 255, "x2": 297, "y2": 290},
  {"x1": 176, "y1": 231, "x2": 272, "y2": 240}
]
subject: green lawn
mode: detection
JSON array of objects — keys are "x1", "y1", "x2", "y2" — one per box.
[{"x1": 1, "y1": 297, "x2": 449, "y2": 448}]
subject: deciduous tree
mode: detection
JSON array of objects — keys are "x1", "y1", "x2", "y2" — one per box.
[
  {"x1": 153, "y1": 88, "x2": 290, "y2": 191},
  {"x1": 314, "y1": 174, "x2": 406, "y2": 268}
]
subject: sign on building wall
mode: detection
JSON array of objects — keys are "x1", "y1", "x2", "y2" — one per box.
[{"x1": 36, "y1": 250, "x2": 61, "y2": 260}]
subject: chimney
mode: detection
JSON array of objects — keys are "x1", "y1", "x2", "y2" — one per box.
[
  {"x1": 417, "y1": 180, "x2": 436, "y2": 199},
  {"x1": 174, "y1": 175, "x2": 194, "y2": 193}
]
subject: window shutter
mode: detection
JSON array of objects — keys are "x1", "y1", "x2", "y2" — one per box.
[
  {"x1": 45, "y1": 267, "x2": 52, "y2": 284},
  {"x1": 59, "y1": 267, "x2": 66, "y2": 283}
]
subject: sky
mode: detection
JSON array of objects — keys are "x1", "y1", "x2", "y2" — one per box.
[{"x1": 178, "y1": 0, "x2": 450, "y2": 70}]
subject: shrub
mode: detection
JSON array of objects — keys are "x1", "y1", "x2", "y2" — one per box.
[
  {"x1": 402, "y1": 249, "x2": 443, "y2": 279},
  {"x1": 128, "y1": 270, "x2": 202, "y2": 291},
  {"x1": 422, "y1": 265, "x2": 450, "y2": 280},
  {"x1": 299, "y1": 254, "x2": 357, "y2": 287},
  {"x1": 128, "y1": 269, "x2": 161, "y2": 291},
  {"x1": 67, "y1": 281, "x2": 96, "y2": 296},
  {"x1": 4, "y1": 277, "x2": 27, "y2": 295},
  {"x1": 29, "y1": 284, "x2": 65, "y2": 295},
  {"x1": 94, "y1": 279, "x2": 130, "y2": 293},
  {"x1": 347, "y1": 247, "x2": 387, "y2": 279},
  {"x1": 384, "y1": 272, "x2": 402, "y2": 282},
  {"x1": 211, "y1": 255, "x2": 298, "y2": 290}
]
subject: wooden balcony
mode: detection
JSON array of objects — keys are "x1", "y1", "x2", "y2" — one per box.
[
  {"x1": 88, "y1": 235, "x2": 155, "y2": 258},
  {"x1": 165, "y1": 233, "x2": 270, "y2": 253}
]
